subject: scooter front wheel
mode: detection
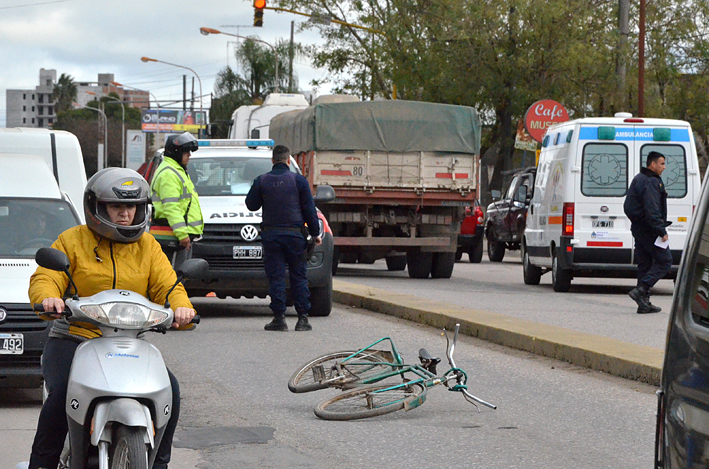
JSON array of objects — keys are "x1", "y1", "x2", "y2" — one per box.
[{"x1": 110, "y1": 424, "x2": 148, "y2": 469}]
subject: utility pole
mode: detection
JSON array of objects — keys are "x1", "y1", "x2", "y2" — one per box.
[
  {"x1": 183, "y1": 75, "x2": 187, "y2": 111},
  {"x1": 289, "y1": 20, "x2": 295, "y2": 93},
  {"x1": 617, "y1": 0, "x2": 629, "y2": 111},
  {"x1": 638, "y1": 0, "x2": 646, "y2": 116}
]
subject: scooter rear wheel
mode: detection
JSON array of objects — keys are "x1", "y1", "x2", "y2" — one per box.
[{"x1": 110, "y1": 424, "x2": 148, "y2": 469}]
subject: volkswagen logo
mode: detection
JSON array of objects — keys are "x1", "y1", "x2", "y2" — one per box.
[
  {"x1": 240, "y1": 225, "x2": 259, "y2": 241},
  {"x1": 600, "y1": 205, "x2": 609, "y2": 213},
  {"x1": 0, "y1": 308, "x2": 6, "y2": 324}
]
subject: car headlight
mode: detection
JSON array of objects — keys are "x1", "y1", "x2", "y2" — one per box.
[
  {"x1": 318, "y1": 219, "x2": 324, "y2": 237},
  {"x1": 80, "y1": 302, "x2": 170, "y2": 328}
]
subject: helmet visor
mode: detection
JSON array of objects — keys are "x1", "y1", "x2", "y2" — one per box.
[{"x1": 173, "y1": 132, "x2": 198, "y2": 152}]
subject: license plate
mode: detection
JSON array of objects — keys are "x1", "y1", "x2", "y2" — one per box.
[
  {"x1": 233, "y1": 246, "x2": 262, "y2": 259},
  {"x1": 0, "y1": 333, "x2": 23, "y2": 354},
  {"x1": 592, "y1": 219, "x2": 614, "y2": 228}
]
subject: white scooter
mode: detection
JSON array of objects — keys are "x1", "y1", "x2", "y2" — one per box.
[{"x1": 20, "y1": 247, "x2": 208, "y2": 469}]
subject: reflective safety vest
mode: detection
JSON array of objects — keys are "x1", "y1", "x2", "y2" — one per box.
[{"x1": 150, "y1": 157, "x2": 204, "y2": 240}]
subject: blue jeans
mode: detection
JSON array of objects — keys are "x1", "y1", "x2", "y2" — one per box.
[{"x1": 262, "y1": 232, "x2": 310, "y2": 316}]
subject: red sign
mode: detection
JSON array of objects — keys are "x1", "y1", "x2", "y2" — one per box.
[{"x1": 524, "y1": 100, "x2": 569, "y2": 143}]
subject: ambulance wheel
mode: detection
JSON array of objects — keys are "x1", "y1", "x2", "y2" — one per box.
[
  {"x1": 552, "y1": 252, "x2": 572, "y2": 292},
  {"x1": 523, "y1": 249, "x2": 542, "y2": 285}
]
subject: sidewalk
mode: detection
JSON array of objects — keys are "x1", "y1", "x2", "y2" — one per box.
[{"x1": 332, "y1": 279, "x2": 664, "y2": 385}]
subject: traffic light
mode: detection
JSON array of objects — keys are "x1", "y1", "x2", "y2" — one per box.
[{"x1": 254, "y1": 0, "x2": 265, "y2": 27}]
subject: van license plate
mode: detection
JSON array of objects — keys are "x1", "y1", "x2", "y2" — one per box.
[
  {"x1": 0, "y1": 333, "x2": 23, "y2": 354},
  {"x1": 233, "y1": 246, "x2": 263, "y2": 259},
  {"x1": 592, "y1": 220, "x2": 614, "y2": 228}
]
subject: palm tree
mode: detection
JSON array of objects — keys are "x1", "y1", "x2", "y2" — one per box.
[{"x1": 52, "y1": 73, "x2": 77, "y2": 113}]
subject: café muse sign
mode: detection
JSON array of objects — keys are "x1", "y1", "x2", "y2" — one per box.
[{"x1": 524, "y1": 100, "x2": 569, "y2": 143}]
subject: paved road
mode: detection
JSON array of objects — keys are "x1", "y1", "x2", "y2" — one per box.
[
  {"x1": 2, "y1": 301, "x2": 656, "y2": 468},
  {"x1": 334, "y1": 255, "x2": 674, "y2": 350}
]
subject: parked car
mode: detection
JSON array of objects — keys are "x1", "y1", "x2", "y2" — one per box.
[
  {"x1": 655, "y1": 161, "x2": 709, "y2": 467},
  {"x1": 142, "y1": 139, "x2": 336, "y2": 317},
  {"x1": 485, "y1": 167, "x2": 536, "y2": 262},
  {"x1": 0, "y1": 154, "x2": 81, "y2": 388},
  {"x1": 456, "y1": 200, "x2": 484, "y2": 263}
]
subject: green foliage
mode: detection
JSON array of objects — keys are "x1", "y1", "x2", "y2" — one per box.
[{"x1": 51, "y1": 73, "x2": 77, "y2": 113}]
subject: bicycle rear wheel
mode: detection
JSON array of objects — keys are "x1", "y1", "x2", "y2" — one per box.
[
  {"x1": 288, "y1": 351, "x2": 395, "y2": 393},
  {"x1": 314, "y1": 383, "x2": 426, "y2": 421}
]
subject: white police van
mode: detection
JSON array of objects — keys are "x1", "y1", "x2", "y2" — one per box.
[
  {"x1": 149, "y1": 139, "x2": 336, "y2": 316},
  {"x1": 522, "y1": 113, "x2": 701, "y2": 291}
]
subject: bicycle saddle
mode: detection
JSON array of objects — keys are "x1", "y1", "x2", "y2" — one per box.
[{"x1": 418, "y1": 348, "x2": 441, "y2": 374}]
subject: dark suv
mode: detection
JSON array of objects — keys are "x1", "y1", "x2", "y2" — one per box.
[
  {"x1": 456, "y1": 200, "x2": 484, "y2": 263},
  {"x1": 485, "y1": 167, "x2": 536, "y2": 262}
]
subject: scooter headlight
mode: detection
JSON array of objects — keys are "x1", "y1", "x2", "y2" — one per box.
[{"x1": 80, "y1": 302, "x2": 170, "y2": 328}]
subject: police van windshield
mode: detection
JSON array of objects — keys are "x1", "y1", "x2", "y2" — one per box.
[
  {"x1": 0, "y1": 198, "x2": 80, "y2": 258},
  {"x1": 640, "y1": 144, "x2": 688, "y2": 198},
  {"x1": 190, "y1": 157, "x2": 297, "y2": 196}
]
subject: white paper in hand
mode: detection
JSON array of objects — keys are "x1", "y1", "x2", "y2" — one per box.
[{"x1": 655, "y1": 236, "x2": 670, "y2": 249}]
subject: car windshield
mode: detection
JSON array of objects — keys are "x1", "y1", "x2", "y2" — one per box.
[
  {"x1": 0, "y1": 198, "x2": 80, "y2": 257},
  {"x1": 190, "y1": 156, "x2": 296, "y2": 196}
]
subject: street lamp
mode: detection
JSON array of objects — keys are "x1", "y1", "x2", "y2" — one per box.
[
  {"x1": 140, "y1": 56, "x2": 205, "y2": 136},
  {"x1": 200, "y1": 27, "x2": 280, "y2": 93},
  {"x1": 111, "y1": 81, "x2": 163, "y2": 151},
  {"x1": 74, "y1": 102, "x2": 108, "y2": 172},
  {"x1": 87, "y1": 91, "x2": 126, "y2": 168}
]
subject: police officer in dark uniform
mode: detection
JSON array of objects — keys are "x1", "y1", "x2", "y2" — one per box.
[
  {"x1": 624, "y1": 150, "x2": 673, "y2": 314},
  {"x1": 245, "y1": 145, "x2": 322, "y2": 331}
]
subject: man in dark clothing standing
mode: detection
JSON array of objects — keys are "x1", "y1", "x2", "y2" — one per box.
[
  {"x1": 623, "y1": 151, "x2": 673, "y2": 314},
  {"x1": 245, "y1": 145, "x2": 322, "y2": 331}
]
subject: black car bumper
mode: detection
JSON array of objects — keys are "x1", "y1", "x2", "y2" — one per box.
[
  {"x1": 0, "y1": 304, "x2": 50, "y2": 388},
  {"x1": 185, "y1": 233, "x2": 334, "y2": 297},
  {"x1": 458, "y1": 226, "x2": 484, "y2": 250}
]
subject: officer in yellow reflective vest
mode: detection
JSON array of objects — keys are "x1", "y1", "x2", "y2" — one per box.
[{"x1": 150, "y1": 132, "x2": 204, "y2": 269}]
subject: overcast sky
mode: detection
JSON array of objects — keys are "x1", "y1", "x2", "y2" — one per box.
[{"x1": 0, "y1": 0, "x2": 332, "y2": 127}]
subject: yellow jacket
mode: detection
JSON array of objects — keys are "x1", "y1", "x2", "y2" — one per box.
[
  {"x1": 29, "y1": 225, "x2": 194, "y2": 340},
  {"x1": 150, "y1": 157, "x2": 204, "y2": 240}
]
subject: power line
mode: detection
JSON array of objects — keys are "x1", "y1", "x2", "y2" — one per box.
[{"x1": 0, "y1": 0, "x2": 71, "y2": 10}]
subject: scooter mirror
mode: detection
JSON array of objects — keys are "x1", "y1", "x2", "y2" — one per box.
[
  {"x1": 176, "y1": 258, "x2": 209, "y2": 280},
  {"x1": 35, "y1": 247, "x2": 71, "y2": 272}
]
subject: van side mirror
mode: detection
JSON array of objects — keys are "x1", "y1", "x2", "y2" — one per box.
[
  {"x1": 491, "y1": 190, "x2": 501, "y2": 201},
  {"x1": 314, "y1": 185, "x2": 336, "y2": 205}
]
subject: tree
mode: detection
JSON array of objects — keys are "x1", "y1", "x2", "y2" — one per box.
[
  {"x1": 51, "y1": 73, "x2": 77, "y2": 113},
  {"x1": 209, "y1": 39, "x2": 304, "y2": 138}
]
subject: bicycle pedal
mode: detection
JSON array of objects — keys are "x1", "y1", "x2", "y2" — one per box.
[{"x1": 312, "y1": 364, "x2": 325, "y2": 382}]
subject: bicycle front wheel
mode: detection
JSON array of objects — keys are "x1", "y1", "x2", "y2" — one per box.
[
  {"x1": 288, "y1": 351, "x2": 394, "y2": 393},
  {"x1": 314, "y1": 383, "x2": 426, "y2": 421}
]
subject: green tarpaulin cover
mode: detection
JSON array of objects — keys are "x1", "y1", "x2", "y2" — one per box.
[{"x1": 269, "y1": 100, "x2": 481, "y2": 155}]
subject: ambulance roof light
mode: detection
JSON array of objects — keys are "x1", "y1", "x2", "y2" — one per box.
[{"x1": 197, "y1": 139, "x2": 275, "y2": 148}]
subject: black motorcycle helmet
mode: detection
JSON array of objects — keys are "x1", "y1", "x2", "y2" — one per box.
[{"x1": 163, "y1": 132, "x2": 198, "y2": 162}]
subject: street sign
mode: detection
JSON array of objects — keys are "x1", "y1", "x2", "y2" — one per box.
[{"x1": 524, "y1": 100, "x2": 569, "y2": 143}]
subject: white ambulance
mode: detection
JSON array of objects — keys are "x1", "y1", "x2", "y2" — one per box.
[{"x1": 522, "y1": 113, "x2": 701, "y2": 291}]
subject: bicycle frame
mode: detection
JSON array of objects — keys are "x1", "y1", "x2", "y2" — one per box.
[{"x1": 335, "y1": 325, "x2": 496, "y2": 411}]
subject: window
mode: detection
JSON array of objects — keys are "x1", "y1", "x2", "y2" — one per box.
[
  {"x1": 0, "y1": 198, "x2": 79, "y2": 258},
  {"x1": 23, "y1": 93, "x2": 26, "y2": 100},
  {"x1": 23, "y1": 105, "x2": 26, "y2": 111},
  {"x1": 46, "y1": 79, "x2": 52, "y2": 86},
  {"x1": 505, "y1": 176, "x2": 520, "y2": 200},
  {"x1": 48, "y1": 106, "x2": 53, "y2": 115},
  {"x1": 581, "y1": 143, "x2": 628, "y2": 197},
  {"x1": 38, "y1": 94, "x2": 44, "y2": 103},
  {"x1": 32, "y1": 106, "x2": 35, "y2": 112},
  {"x1": 640, "y1": 144, "x2": 688, "y2": 198},
  {"x1": 31, "y1": 118, "x2": 35, "y2": 124},
  {"x1": 191, "y1": 156, "x2": 296, "y2": 197},
  {"x1": 32, "y1": 94, "x2": 35, "y2": 100},
  {"x1": 38, "y1": 106, "x2": 43, "y2": 116},
  {"x1": 38, "y1": 118, "x2": 44, "y2": 127},
  {"x1": 23, "y1": 118, "x2": 26, "y2": 124}
]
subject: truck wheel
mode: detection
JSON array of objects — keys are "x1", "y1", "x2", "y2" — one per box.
[
  {"x1": 523, "y1": 249, "x2": 542, "y2": 285},
  {"x1": 552, "y1": 252, "x2": 572, "y2": 292},
  {"x1": 431, "y1": 252, "x2": 455, "y2": 278},
  {"x1": 469, "y1": 239, "x2": 483, "y2": 263},
  {"x1": 385, "y1": 254, "x2": 407, "y2": 271},
  {"x1": 407, "y1": 250, "x2": 433, "y2": 279},
  {"x1": 340, "y1": 253, "x2": 358, "y2": 264},
  {"x1": 309, "y1": 277, "x2": 333, "y2": 317},
  {"x1": 486, "y1": 230, "x2": 506, "y2": 262}
]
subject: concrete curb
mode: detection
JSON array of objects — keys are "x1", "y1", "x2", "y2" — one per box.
[{"x1": 333, "y1": 279, "x2": 663, "y2": 386}]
